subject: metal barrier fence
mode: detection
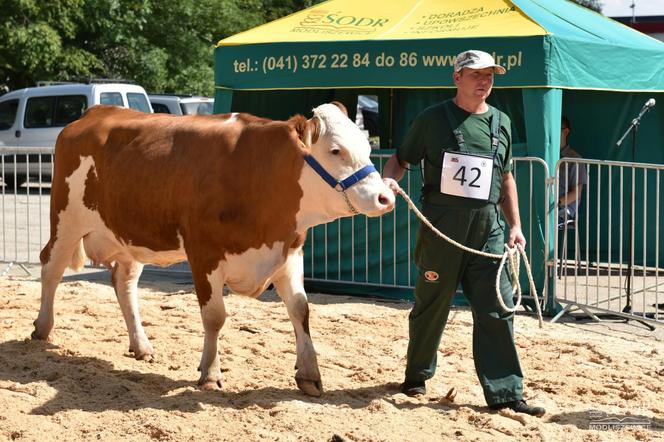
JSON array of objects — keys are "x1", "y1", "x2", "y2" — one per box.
[
  {"x1": 304, "y1": 154, "x2": 550, "y2": 300},
  {"x1": 552, "y1": 158, "x2": 663, "y2": 325},
  {"x1": 0, "y1": 147, "x2": 53, "y2": 275},
  {"x1": 0, "y1": 149, "x2": 550, "y2": 293},
  {"x1": 512, "y1": 157, "x2": 551, "y2": 308},
  {"x1": 306, "y1": 153, "x2": 417, "y2": 290},
  {"x1": 2, "y1": 146, "x2": 660, "y2": 325}
]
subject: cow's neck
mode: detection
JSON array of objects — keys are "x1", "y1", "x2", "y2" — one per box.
[{"x1": 295, "y1": 165, "x2": 347, "y2": 232}]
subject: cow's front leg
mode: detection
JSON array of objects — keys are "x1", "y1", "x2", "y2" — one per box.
[
  {"x1": 273, "y1": 250, "x2": 322, "y2": 396},
  {"x1": 192, "y1": 263, "x2": 227, "y2": 390},
  {"x1": 111, "y1": 261, "x2": 153, "y2": 360}
]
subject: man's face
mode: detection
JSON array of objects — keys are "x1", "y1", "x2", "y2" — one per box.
[
  {"x1": 453, "y1": 67, "x2": 494, "y2": 101},
  {"x1": 560, "y1": 125, "x2": 570, "y2": 149}
]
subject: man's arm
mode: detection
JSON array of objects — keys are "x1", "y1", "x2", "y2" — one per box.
[
  {"x1": 559, "y1": 183, "x2": 584, "y2": 206},
  {"x1": 500, "y1": 172, "x2": 526, "y2": 248},
  {"x1": 383, "y1": 153, "x2": 408, "y2": 182},
  {"x1": 382, "y1": 153, "x2": 408, "y2": 192}
]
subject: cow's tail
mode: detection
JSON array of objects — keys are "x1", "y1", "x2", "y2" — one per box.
[{"x1": 70, "y1": 239, "x2": 87, "y2": 272}]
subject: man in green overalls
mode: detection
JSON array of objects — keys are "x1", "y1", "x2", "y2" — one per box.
[{"x1": 383, "y1": 50, "x2": 545, "y2": 417}]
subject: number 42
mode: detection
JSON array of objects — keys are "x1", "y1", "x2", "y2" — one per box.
[{"x1": 453, "y1": 166, "x2": 482, "y2": 188}]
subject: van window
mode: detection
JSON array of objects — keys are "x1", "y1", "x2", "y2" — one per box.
[
  {"x1": 25, "y1": 95, "x2": 87, "y2": 128},
  {"x1": 100, "y1": 92, "x2": 123, "y2": 106},
  {"x1": 127, "y1": 93, "x2": 151, "y2": 113},
  {"x1": 25, "y1": 97, "x2": 54, "y2": 128},
  {"x1": 0, "y1": 99, "x2": 19, "y2": 130},
  {"x1": 151, "y1": 103, "x2": 171, "y2": 114},
  {"x1": 197, "y1": 102, "x2": 213, "y2": 115},
  {"x1": 181, "y1": 102, "x2": 213, "y2": 115},
  {"x1": 54, "y1": 95, "x2": 87, "y2": 126}
]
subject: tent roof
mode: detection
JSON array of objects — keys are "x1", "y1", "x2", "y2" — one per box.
[
  {"x1": 214, "y1": 0, "x2": 664, "y2": 91},
  {"x1": 218, "y1": 0, "x2": 547, "y2": 44}
]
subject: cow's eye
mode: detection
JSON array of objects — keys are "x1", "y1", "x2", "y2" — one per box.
[{"x1": 331, "y1": 148, "x2": 340, "y2": 155}]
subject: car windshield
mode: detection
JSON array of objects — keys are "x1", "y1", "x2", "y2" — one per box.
[
  {"x1": 180, "y1": 101, "x2": 213, "y2": 115},
  {"x1": 127, "y1": 93, "x2": 152, "y2": 113}
]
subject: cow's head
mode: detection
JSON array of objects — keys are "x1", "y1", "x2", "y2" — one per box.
[{"x1": 296, "y1": 102, "x2": 395, "y2": 223}]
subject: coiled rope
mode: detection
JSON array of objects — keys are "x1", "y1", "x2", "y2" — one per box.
[{"x1": 394, "y1": 186, "x2": 543, "y2": 328}]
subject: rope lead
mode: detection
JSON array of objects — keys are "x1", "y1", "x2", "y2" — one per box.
[{"x1": 394, "y1": 186, "x2": 543, "y2": 328}]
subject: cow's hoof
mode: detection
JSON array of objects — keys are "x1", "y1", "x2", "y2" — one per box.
[
  {"x1": 134, "y1": 352, "x2": 154, "y2": 362},
  {"x1": 198, "y1": 379, "x2": 223, "y2": 391},
  {"x1": 129, "y1": 343, "x2": 154, "y2": 361},
  {"x1": 296, "y1": 378, "x2": 323, "y2": 397},
  {"x1": 30, "y1": 330, "x2": 50, "y2": 341}
]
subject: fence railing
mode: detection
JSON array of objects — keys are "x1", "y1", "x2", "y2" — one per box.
[
  {"x1": 552, "y1": 157, "x2": 663, "y2": 325},
  {"x1": 512, "y1": 157, "x2": 551, "y2": 308},
  {"x1": 2, "y1": 146, "x2": 660, "y2": 325},
  {"x1": 305, "y1": 153, "x2": 417, "y2": 291},
  {"x1": 303, "y1": 154, "x2": 550, "y2": 300},
  {"x1": 0, "y1": 147, "x2": 54, "y2": 272}
]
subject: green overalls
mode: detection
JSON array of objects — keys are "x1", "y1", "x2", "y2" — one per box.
[{"x1": 398, "y1": 99, "x2": 523, "y2": 406}]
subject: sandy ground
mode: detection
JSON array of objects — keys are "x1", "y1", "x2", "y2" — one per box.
[{"x1": 0, "y1": 266, "x2": 662, "y2": 442}]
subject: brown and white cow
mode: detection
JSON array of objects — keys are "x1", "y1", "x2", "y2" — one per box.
[{"x1": 32, "y1": 103, "x2": 394, "y2": 396}]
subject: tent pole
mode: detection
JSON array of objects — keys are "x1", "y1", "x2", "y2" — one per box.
[
  {"x1": 214, "y1": 89, "x2": 234, "y2": 114},
  {"x1": 522, "y1": 88, "x2": 563, "y2": 316},
  {"x1": 389, "y1": 88, "x2": 394, "y2": 149}
]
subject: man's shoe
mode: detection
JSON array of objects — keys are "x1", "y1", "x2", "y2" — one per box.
[
  {"x1": 490, "y1": 400, "x2": 546, "y2": 417},
  {"x1": 400, "y1": 380, "x2": 426, "y2": 396}
]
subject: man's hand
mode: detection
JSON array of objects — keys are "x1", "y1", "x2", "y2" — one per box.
[
  {"x1": 383, "y1": 177, "x2": 400, "y2": 195},
  {"x1": 507, "y1": 226, "x2": 526, "y2": 249}
]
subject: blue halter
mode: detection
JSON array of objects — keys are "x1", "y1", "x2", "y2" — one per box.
[
  {"x1": 303, "y1": 154, "x2": 377, "y2": 191},
  {"x1": 303, "y1": 153, "x2": 377, "y2": 214}
]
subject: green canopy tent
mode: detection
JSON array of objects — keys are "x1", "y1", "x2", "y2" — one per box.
[{"x1": 213, "y1": 0, "x2": 664, "y2": 308}]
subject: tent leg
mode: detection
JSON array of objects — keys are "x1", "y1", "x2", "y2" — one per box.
[{"x1": 214, "y1": 89, "x2": 234, "y2": 114}]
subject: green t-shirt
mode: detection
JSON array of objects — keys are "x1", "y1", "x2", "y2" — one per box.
[{"x1": 398, "y1": 99, "x2": 513, "y2": 206}]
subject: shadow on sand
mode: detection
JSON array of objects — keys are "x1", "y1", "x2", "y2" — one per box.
[{"x1": 0, "y1": 339, "x2": 409, "y2": 416}]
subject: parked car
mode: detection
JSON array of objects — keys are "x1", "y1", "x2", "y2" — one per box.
[
  {"x1": 148, "y1": 94, "x2": 214, "y2": 116},
  {"x1": 0, "y1": 81, "x2": 153, "y2": 188}
]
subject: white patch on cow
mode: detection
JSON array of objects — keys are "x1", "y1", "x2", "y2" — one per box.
[
  {"x1": 126, "y1": 233, "x2": 186, "y2": 267},
  {"x1": 294, "y1": 104, "x2": 395, "y2": 232},
  {"x1": 82, "y1": 223, "x2": 187, "y2": 268},
  {"x1": 224, "y1": 112, "x2": 239, "y2": 124},
  {"x1": 214, "y1": 241, "x2": 287, "y2": 298},
  {"x1": 313, "y1": 104, "x2": 372, "y2": 167},
  {"x1": 54, "y1": 156, "x2": 115, "y2": 264},
  {"x1": 206, "y1": 262, "x2": 226, "y2": 297}
]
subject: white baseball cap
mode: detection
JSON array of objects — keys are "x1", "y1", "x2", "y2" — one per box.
[{"x1": 454, "y1": 50, "x2": 506, "y2": 75}]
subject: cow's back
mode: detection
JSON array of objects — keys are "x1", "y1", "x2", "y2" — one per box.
[{"x1": 51, "y1": 105, "x2": 306, "y2": 262}]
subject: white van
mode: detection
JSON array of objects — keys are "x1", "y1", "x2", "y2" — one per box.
[
  {"x1": 0, "y1": 81, "x2": 152, "y2": 187},
  {"x1": 149, "y1": 95, "x2": 214, "y2": 116}
]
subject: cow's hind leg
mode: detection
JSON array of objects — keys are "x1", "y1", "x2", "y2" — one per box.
[
  {"x1": 32, "y1": 236, "x2": 84, "y2": 341},
  {"x1": 111, "y1": 261, "x2": 153, "y2": 360},
  {"x1": 192, "y1": 263, "x2": 227, "y2": 390},
  {"x1": 273, "y1": 252, "x2": 322, "y2": 397}
]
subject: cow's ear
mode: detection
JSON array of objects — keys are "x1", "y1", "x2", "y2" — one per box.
[
  {"x1": 330, "y1": 101, "x2": 348, "y2": 116},
  {"x1": 297, "y1": 116, "x2": 320, "y2": 149}
]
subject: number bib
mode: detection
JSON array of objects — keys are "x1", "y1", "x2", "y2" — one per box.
[{"x1": 440, "y1": 151, "x2": 494, "y2": 201}]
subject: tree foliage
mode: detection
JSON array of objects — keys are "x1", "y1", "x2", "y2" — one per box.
[
  {"x1": 0, "y1": 0, "x2": 322, "y2": 95},
  {"x1": 570, "y1": 0, "x2": 602, "y2": 13}
]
